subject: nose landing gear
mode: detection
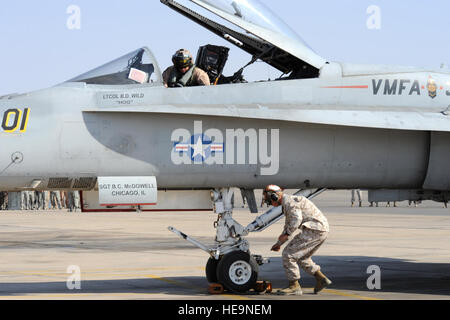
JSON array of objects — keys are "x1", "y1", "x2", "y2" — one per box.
[
  {"x1": 216, "y1": 251, "x2": 259, "y2": 293},
  {"x1": 169, "y1": 187, "x2": 325, "y2": 293}
]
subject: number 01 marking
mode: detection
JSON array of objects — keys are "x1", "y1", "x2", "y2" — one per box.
[{"x1": 2, "y1": 108, "x2": 30, "y2": 133}]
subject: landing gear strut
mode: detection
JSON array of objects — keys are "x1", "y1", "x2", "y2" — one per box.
[{"x1": 169, "y1": 187, "x2": 326, "y2": 293}]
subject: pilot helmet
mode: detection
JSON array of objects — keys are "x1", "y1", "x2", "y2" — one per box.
[{"x1": 172, "y1": 49, "x2": 193, "y2": 70}]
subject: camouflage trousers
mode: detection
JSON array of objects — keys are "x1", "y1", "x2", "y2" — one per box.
[{"x1": 282, "y1": 227, "x2": 328, "y2": 281}]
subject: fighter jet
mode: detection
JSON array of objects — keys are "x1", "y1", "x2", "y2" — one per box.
[{"x1": 1, "y1": 0, "x2": 450, "y2": 292}]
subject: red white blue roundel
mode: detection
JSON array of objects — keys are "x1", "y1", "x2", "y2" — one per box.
[{"x1": 174, "y1": 133, "x2": 224, "y2": 162}]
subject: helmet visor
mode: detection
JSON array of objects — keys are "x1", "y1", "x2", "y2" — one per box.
[{"x1": 173, "y1": 52, "x2": 192, "y2": 69}]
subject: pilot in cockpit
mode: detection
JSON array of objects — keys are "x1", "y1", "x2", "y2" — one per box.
[{"x1": 162, "y1": 49, "x2": 210, "y2": 88}]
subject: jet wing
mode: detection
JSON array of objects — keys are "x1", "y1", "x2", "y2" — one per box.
[{"x1": 189, "y1": 0, "x2": 326, "y2": 70}]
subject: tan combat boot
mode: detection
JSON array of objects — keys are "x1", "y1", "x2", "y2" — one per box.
[
  {"x1": 314, "y1": 270, "x2": 332, "y2": 294},
  {"x1": 276, "y1": 280, "x2": 303, "y2": 295}
]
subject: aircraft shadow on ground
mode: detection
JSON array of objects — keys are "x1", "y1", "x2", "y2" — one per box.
[
  {"x1": 0, "y1": 256, "x2": 449, "y2": 297},
  {"x1": 260, "y1": 256, "x2": 450, "y2": 296}
]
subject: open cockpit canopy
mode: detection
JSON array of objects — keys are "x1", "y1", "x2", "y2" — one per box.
[
  {"x1": 161, "y1": 0, "x2": 326, "y2": 78},
  {"x1": 68, "y1": 47, "x2": 162, "y2": 85}
]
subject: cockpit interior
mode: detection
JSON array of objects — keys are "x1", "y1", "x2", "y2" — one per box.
[{"x1": 67, "y1": 0, "x2": 325, "y2": 86}]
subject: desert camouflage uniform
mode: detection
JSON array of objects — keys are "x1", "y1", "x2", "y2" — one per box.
[
  {"x1": 29, "y1": 191, "x2": 36, "y2": 210},
  {"x1": 35, "y1": 191, "x2": 47, "y2": 210},
  {"x1": 281, "y1": 195, "x2": 329, "y2": 281},
  {"x1": 50, "y1": 191, "x2": 62, "y2": 210},
  {"x1": 351, "y1": 189, "x2": 362, "y2": 203},
  {"x1": 21, "y1": 191, "x2": 28, "y2": 210},
  {"x1": 162, "y1": 66, "x2": 210, "y2": 87},
  {"x1": 0, "y1": 192, "x2": 7, "y2": 210},
  {"x1": 68, "y1": 191, "x2": 81, "y2": 212}
]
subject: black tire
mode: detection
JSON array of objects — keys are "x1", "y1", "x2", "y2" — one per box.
[
  {"x1": 216, "y1": 251, "x2": 258, "y2": 293},
  {"x1": 206, "y1": 257, "x2": 220, "y2": 283}
]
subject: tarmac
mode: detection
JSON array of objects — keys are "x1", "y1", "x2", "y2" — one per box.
[{"x1": 0, "y1": 190, "x2": 450, "y2": 300}]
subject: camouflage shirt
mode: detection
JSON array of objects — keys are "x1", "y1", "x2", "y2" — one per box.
[
  {"x1": 282, "y1": 194, "x2": 329, "y2": 234},
  {"x1": 162, "y1": 66, "x2": 210, "y2": 87}
]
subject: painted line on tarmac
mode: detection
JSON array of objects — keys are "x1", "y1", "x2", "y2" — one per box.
[
  {"x1": 146, "y1": 274, "x2": 251, "y2": 300},
  {"x1": 322, "y1": 288, "x2": 381, "y2": 300}
]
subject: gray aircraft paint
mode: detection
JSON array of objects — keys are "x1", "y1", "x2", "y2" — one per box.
[{"x1": 0, "y1": 1, "x2": 450, "y2": 193}]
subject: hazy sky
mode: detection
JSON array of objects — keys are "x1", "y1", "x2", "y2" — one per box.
[{"x1": 1, "y1": 0, "x2": 449, "y2": 95}]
